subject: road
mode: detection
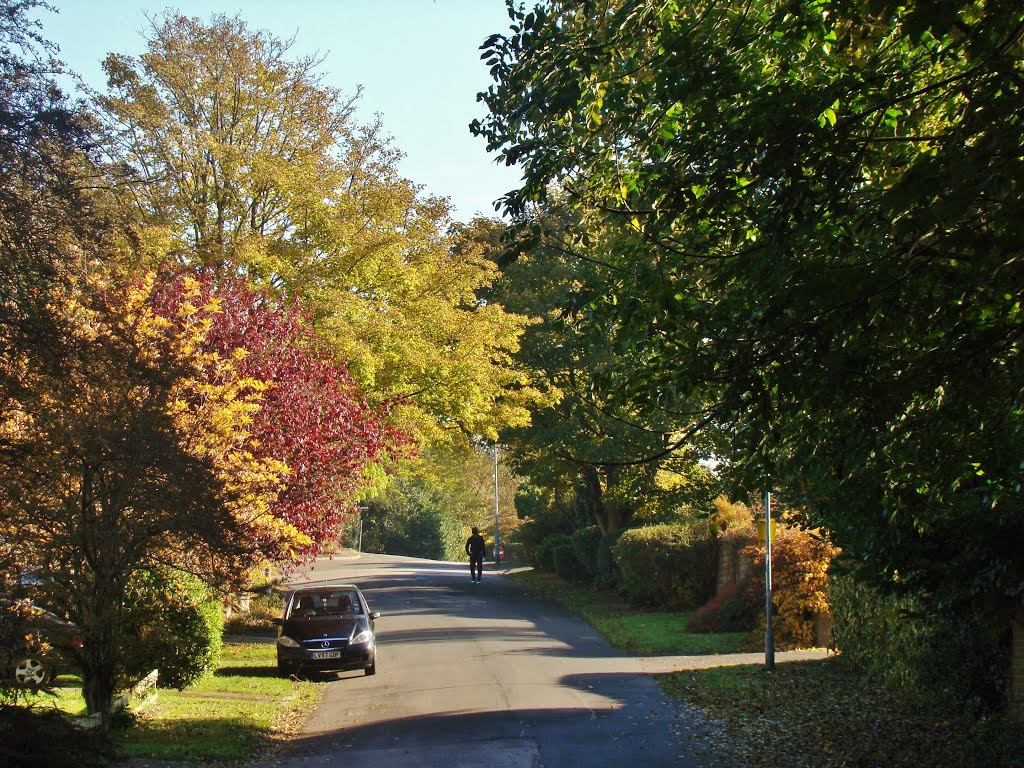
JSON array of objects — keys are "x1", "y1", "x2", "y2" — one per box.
[{"x1": 257, "y1": 553, "x2": 715, "y2": 768}]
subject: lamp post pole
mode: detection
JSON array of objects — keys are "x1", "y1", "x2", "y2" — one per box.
[{"x1": 493, "y1": 444, "x2": 501, "y2": 564}]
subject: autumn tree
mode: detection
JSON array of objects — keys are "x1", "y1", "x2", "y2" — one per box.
[
  {"x1": 95, "y1": 12, "x2": 540, "y2": 446},
  {"x1": 1, "y1": 3, "x2": 310, "y2": 722},
  {"x1": 3, "y1": 270, "x2": 305, "y2": 724},
  {"x1": 152, "y1": 270, "x2": 406, "y2": 554},
  {"x1": 475, "y1": 0, "x2": 1024, "y2": 669}
]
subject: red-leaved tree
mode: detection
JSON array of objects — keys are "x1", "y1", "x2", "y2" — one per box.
[{"x1": 152, "y1": 269, "x2": 408, "y2": 557}]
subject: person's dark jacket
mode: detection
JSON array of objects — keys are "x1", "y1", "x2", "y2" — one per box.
[{"x1": 466, "y1": 534, "x2": 486, "y2": 558}]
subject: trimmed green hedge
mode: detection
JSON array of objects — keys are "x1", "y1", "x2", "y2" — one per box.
[
  {"x1": 570, "y1": 526, "x2": 603, "y2": 579},
  {"x1": 534, "y1": 533, "x2": 573, "y2": 572},
  {"x1": 829, "y1": 565, "x2": 1010, "y2": 705},
  {"x1": 613, "y1": 523, "x2": 717, "y2": 609}
]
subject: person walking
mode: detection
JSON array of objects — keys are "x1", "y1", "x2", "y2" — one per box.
[{"x1": 465, "y1": 527, "x2": 486, "y2": 583}]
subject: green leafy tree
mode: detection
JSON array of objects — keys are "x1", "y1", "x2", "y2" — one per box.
[
  {"x1": 359, "y1": 442, "x2": 521, "y2": 561},
  {"x1": 491, "y1": 206, "x2": 721, "y2": 536},
  {"x1": 475, "y1": 0, "x2": 1024, "y2": 655}
]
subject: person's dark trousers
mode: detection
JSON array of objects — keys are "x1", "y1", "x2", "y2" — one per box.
[{"x1": 470, "y1": 554, "x2": 483, "y2": 581}]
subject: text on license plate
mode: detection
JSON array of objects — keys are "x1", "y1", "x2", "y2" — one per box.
[{"x1": 311, "y1": 650, "x2": 341, "y2": 660}]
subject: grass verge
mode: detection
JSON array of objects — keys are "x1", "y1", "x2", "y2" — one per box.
[
  {"x1": 115, "y1": 642, "x2": 321, "y2": 763},
  {"x1": 509, "y1": 569, "x2": 751, "y2": 655},
  {"x1": 660, "y1": 659, "x2": 1024, "y2": 768}
]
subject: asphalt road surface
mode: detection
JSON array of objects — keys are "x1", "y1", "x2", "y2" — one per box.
[{"x1": 257, "y1": 553, "x2": 715, "y2": 768}]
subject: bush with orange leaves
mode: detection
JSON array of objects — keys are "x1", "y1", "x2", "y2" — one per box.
[{"x1": 742, "y1": 525, "x2": 839, "y2": 650}]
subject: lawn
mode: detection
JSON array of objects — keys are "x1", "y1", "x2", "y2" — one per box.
[
  {"x1": 115, "y1": 642, "x2": 321, "y2": 762},
  {"x1": 22, "y1": 642, "x2": 321, "y2": 763},
  {"x1": 509, "y1": 570, "x2": 752, "y2": 655}
]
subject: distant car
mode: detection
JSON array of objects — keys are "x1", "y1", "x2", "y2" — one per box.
[
  {"x1": 274, "y1": 584, "x2": 380, "y2": 677},
  {"x1": 0, "y1": 600, "x2": 82, "y2": 687}
]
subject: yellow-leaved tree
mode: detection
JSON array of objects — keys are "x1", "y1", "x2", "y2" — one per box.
[{"x1": 96, "y1": 13, "x2": 543, "y2": 446}]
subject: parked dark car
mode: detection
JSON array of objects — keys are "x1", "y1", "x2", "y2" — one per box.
[
  {"x1": 0, "y1": 599, "x2": 81, "y2": 687},
  {"x1": 275, "y1": 584, "x2": 380, "y2": 677}
]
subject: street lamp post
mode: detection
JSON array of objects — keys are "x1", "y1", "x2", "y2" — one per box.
[{"x1": 493, "y1": 444, "x2": 501, "y2": 564}]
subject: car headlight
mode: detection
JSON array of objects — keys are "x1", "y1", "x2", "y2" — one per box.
[
  {"x1": 277, "y1": 635, "x2": 300, "y2": 648},
  {"x1": 350, "y1": 628, "x2": 373, "y2": 645}
]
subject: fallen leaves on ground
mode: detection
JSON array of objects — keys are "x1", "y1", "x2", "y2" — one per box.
[{"x1": 659, "y1": 658, "x2": 1024, "y2": 768}]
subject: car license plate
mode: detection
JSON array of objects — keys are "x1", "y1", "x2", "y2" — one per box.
[{"x1": 311, "y1": 650, "x2": 341, "y2": 660}]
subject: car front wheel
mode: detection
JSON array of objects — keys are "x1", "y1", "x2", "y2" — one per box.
[
  {"x1": 14, "y1": 656, "x2": 51, "y2": 687},
  {"x1": 365, "y1": 655, "x2": 376, "y2": 676}
]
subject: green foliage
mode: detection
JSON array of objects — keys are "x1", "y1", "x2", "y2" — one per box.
[
  {"x1": 594, "y1": 528, "x2": 625, "y2": 590},
  {"x1": 491, "y1": 210, "x2": 724, "y2": 540},
  {"x1": 361, "y1": 483, "x2": 464, "y2": 562},
  {"x1": 829, "y1": 565, "x2": 1010, "y2": 706},
  {"x1": 477, "y1": 0, "x2": 1024, "y2": 652},
  {"x1": 551, "y1": 540, "x2": 582, "y2": 582},
  {"x1": 533, "y1": 533, "x2": 573, "y2": 572},
  {"x1": 613, "y1": 524, "x2": 717, "y2": 609},
  {"x1": 570, "y1": 526, "x2": 603, "y2": 579},
  {"x1": 121, "y1": 569, "x2": 224, "y2": 690}
]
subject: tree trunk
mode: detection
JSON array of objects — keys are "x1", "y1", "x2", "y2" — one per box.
[
  {"x1": 580, "y1": 465, "x2": 608, "y2": 534},
  {"x1": 82, "y1": 659, "x2": 116, "y2": 730}
]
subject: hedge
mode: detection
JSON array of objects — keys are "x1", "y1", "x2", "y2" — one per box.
[
  {"x1": 570, "y1": 526, "x2": 603, "y2": 579},
  {"x1": 828, "y1": 565, "x2": 1010, "y2": 706},
  {"x1": 613, "y1": 523, "x2": 717, "y2": 609},
  {"x1": 534, "y1": 533, "x2": 573, "y2": 572}
]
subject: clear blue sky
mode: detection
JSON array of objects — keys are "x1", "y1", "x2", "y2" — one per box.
[{"x1": 39, "y1": 0, "x2": 522, "y2": 221}]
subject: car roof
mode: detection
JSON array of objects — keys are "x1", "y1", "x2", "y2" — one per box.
[{"x1": 289, "y1": 584, "x2": 361, "y2": 592}]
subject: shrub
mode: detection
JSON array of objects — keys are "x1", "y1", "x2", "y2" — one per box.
[
  {"x1": 613, "y1": 523, "x2": 718, "y2": 609},
  {"x1": 742, "y1": 526, "x2": 837, "y2": 649},
  {"x1": 570, "y1": 526, "x2": 603, "y2": 580},
  {"x1": 595, "y1": 528, "x2": 625, "y2": 590},
  {"x1": 121, "y1": 568, "x2": 224, "y2": 689},
  {"x1": 686, "y1": 586, "x2": 758, "y2": 633},
  {"x1": 828, "y1": 565, "x2": 1011, "y2": 706},
  {"x1": 534, "y1": 533, "x2": 573, "y2": 572},
  {"x1": 552, "y1": 540, "x2": 581, "y2": 581}
]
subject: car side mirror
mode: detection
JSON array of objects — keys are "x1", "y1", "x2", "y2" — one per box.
[
  {"x1": 272, "y1": 617, "x2": 283, "y2": 625},
  {"x1": 369, "y1": 611, "x2": 381, "y2": 620}
]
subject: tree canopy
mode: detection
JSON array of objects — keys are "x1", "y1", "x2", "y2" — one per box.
[
  {"x1": 474, "y1": 0, "x2": 1024, "y2": 623},
  {"x1": 98, "y1": 12, "x2": 541, "y2": 445}
]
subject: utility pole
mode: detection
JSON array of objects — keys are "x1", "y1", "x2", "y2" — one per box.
[
  {"x1": 764, "y1": 488, "x2": 775, "y2": 671},
  {"x1": 356, "y1": 505, "x2": 368, "y2": 552},
  {"x1": 493, "y1": 444, "x2": 501, "y2": 564}
]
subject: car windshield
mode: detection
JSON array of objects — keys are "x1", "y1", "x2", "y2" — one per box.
[{"x1": 288, "y1": 590, "x2": 363, "y2": 618}]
